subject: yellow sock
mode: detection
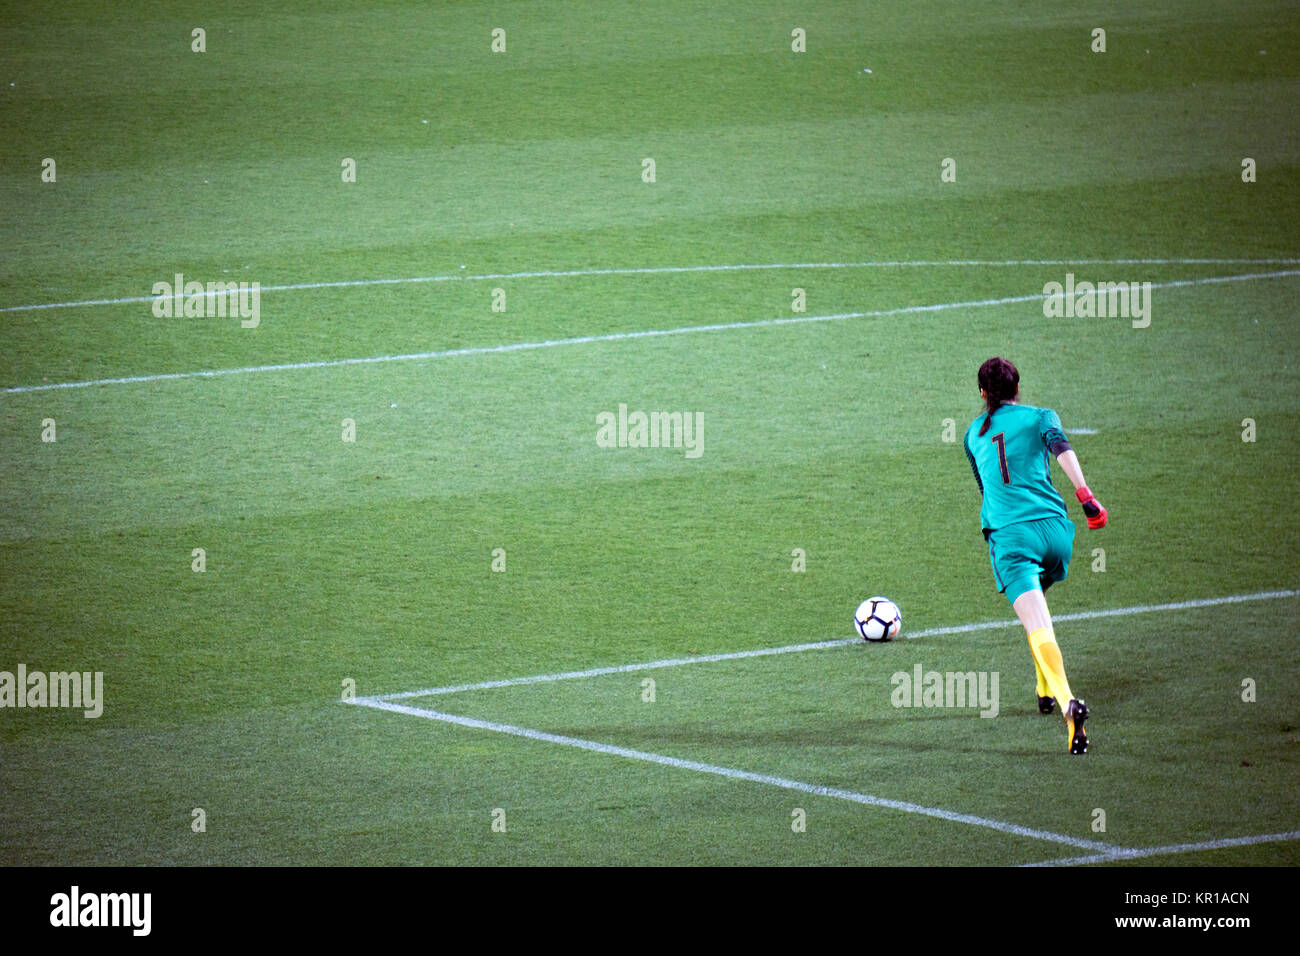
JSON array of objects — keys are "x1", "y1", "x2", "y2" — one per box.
[
  {"x1": 1028, "y1": 627, "x2": 1073, "y2": 708},
  {"x1": 1033, "y1": 657, "x2": 1052, "y2": 699}
]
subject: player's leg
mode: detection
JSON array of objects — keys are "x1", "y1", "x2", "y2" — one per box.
[
  {"x1": 1032, "y1": 558, "x2": 1065, "y2": 709},
  {"x1": 1012, "y1": 588, "x2": 1088, "y2": 753},
  {"x1": 1014, "y1": 587, "x2": 1056, "y2": 712},
  {"x1": 1012, "y1": 587, "x2": 1068, "y2": 703},
  {"x1": 990, "y1": 526, "x2": 1057, "y2": 714},
  {"x1": 1014, "y1": 517, "x2": 1087, "y2": 752}
]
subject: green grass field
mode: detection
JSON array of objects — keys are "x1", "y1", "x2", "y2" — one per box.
[{"x1": 1, "y1": 1, "x2": 1297, "y2": 868}]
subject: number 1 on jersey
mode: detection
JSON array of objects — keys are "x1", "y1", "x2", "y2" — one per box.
[{"x1": 990, "y1": 432, "x2": 1010, "y2": 484}]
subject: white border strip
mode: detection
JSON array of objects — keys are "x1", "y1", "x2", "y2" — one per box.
[
  {"x1": 348, "y1": 697, "x2": 1117, "y2": 852},
  {"x1": 4, "y1": 257, "x2": 1298, "y2": 314},
  {"x1": 1022, "y1": 830, "x2": 1300, "y2": 866},
  {"x1": 368, "y1": 590, "x2": 1297, "y2": 702},
  {"x1": 6, "y1": 269, "x2": 1299, "y2": 395}
]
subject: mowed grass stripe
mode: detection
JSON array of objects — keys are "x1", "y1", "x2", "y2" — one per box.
[{"x1": 4, "y1": 258, "x2": 1297, "y2": 314}]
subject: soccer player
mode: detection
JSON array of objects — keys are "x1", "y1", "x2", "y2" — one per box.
[{"x1": 962, "y1": 357, "x2": 1107, "y2": 754}]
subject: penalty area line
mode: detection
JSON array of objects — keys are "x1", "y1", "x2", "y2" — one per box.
[
  {"x1": 5, "y1": 268, "x2": 1299, "y2": 395},
  {"x1": 347, "y1": 696, "x2": 1119, "y2": 853},
  {"x1": 366, "y1": 589, "x2": 1297, "y2": 703}
]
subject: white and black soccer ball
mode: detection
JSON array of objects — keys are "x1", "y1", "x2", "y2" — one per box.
[{"x1": 854, "y1": 596, "x2": 901, "y2": 642}]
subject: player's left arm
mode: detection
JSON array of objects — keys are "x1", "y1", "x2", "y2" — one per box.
[{"x1": 1041, "y1": 410, "x2": 1107, "y2": 529}]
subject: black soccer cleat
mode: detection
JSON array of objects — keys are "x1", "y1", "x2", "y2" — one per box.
[
  {"x1": 1065, "y1": 698, "x2": 1089, "y2": 754},
  {"x1": 1038, "y1": 695, "x2": 1057, "y2": 715}
]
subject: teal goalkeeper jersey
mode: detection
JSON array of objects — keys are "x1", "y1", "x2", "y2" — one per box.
[{"x1": 963, "y1": 403, "x2": 1070, "y2": 535}]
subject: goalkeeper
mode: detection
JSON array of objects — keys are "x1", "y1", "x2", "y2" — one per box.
[{"x1": 962, "y1": 357, "x2": 1107, "y2": 754}]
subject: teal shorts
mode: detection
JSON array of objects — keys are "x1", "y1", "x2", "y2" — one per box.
[{"x1": 987, "y1": 515, "x2": 1075, "y2": 605}]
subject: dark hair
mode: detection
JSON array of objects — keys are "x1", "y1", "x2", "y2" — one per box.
[{"x1": 977, "y1": 357, "x2": 1019, "y2": 436}]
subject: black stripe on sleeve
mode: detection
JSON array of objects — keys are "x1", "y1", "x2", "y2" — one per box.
[{"x1": 965, "y1": 441, "x2": 984, "y2": 494}]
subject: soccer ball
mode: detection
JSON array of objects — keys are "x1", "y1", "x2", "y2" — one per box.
[{"x1": 854, "y1": 596, "x2": 901, "y2": 642}]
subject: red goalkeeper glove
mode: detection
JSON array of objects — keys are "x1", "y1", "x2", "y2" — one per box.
[{"x1": 1075, "y1": 486, "x2": 1107, "y2": 529}]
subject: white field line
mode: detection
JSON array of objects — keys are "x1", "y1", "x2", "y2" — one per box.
[
  {"x1": 1021, "y1": 830, "x2": 1300, "y2": 867},
  {"x1": 347, "y1": 696, "x2": 1118, "y2": 853},
  {"x1": 367, "y1": 589, "x2": 1297, "y2": 703},
  {"x1": 4, "y1": 257, "x2": 1299, "y2": 315},
  {"x1": 6, "y1": 269, "x2": 1299, "y2": 396},
  {"x1": 351, "y1": 589, "x2": 1295, "y2": 860}
]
